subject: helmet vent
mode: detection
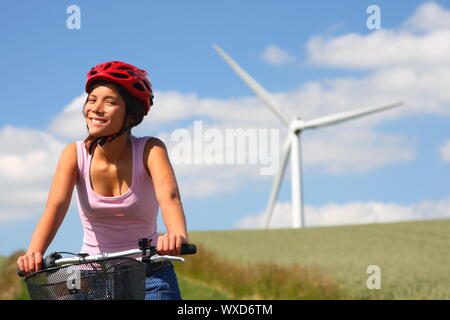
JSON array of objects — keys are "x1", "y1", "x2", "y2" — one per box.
[
  {"x1": 109, "y1": 72, "x2": 129, "y2": 79},
  {"x1": 103, "y1": 63, "x2": 112, "y2": 70},
  {"x1": 132, "y1": 82, "x2": 145, "y2": 92},
  {"x1": 89, "y1": 70, "x2": 98, "y2": 76},
  {"x1": 116, "y1": 66, "x2": 133, "y2": 70},
  {"x1": 143, "y1": 80, "x2": 151, "y2": 91}
]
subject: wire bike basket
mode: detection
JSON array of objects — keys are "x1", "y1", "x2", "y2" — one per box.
[{"x1": 24, "y1": 257, "x2": 146, "y2": 300}]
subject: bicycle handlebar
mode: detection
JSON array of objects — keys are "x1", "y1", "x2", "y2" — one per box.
[
  {"x1": 18, "y1": 242, "x2": 196, "y2": 277},
  {"x1": 179, "y1": 243, "x2": 197, "y2": 255}
]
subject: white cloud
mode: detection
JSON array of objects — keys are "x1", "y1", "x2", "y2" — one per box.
[
  {"x1": 307, "y1": 3, "x2": 450, "y2": 70},
  {"x1": 0, "y1": 126, "x2": 66, "y2": 221},
  {"x1": 402, "y1": 2, "x2": 450, "y2": 32},
  {"x1": 150, "y1": 90, "x2": 200, "y2": 123},
  {"x1": 0, "y1": 126, "x2": 65, "y2": 183},
  {"x1": 303, "y1": 127, "x2": 416, "y2": 174},
  {"x1": 439, "y1": 139, "x2": 450, "y2": 163},
  {"x1": 261, "y1": 44, "x2": 296, "y2": 65},
  {"x1": 235, "y1": 198, "x2": 450, "y2": 229},
  {"x1": 177, "y1": 175, "x2": 241, "y2": 199},
  {"x1": 306, "y1": 29, "x2": 450, "y2": 69}
]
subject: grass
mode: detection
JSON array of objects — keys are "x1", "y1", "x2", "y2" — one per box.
[
  {"x1": 175, "y1": 244, "x2": 346, "y2": 299},
  {"x1": 183, "y1": 219, "x2": 450, "y2": 299},
  {"x1": 178, "y1": 275, "x2": 233, "y2": 300},
  {"x1": 0, "y1": 257, "x2": 7, "y2": 271},
  {"x1": 0, "y1": 250, "x2": 29, "y2": 300}
]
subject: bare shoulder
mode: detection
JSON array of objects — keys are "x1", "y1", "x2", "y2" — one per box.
[
  {"x1": 143, "y1": 137, "x2": 169, "y2": 160},
  {"x1": 61, "y1": 142, "x2": 77, "y2": 161},
  {"x1": 144, "y1": 136, "x2": 167, "y2": 151}
]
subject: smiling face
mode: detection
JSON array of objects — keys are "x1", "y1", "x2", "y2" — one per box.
[{"x1": 84, "y1": 83, "x2": 129, "y2": 137}]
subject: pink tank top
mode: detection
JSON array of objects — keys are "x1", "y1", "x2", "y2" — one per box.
[{"x1": 74, "y1": 135, "x2": 159, "y2": 254}]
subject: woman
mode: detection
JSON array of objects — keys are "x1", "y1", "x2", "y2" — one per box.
[{"x1": 17, "y1": 61, "x2": 188, "y2": 300}]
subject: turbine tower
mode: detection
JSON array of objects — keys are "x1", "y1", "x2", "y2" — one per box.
[{"x1": 213, "y1": 44, "x2": 403, "y2": 229}]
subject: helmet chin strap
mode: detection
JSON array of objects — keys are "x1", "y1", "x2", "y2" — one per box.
[{"x1": 88, "y1": 114, "x2": 134, "y2": 155}]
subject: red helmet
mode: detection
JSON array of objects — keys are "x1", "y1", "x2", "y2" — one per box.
[{"x1": 85, "y1": 61, "x2": 153, "y2": 115}]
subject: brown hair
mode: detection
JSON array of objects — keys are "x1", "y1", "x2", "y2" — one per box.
[{"x1": 82, "y1": 80, "x2": 146, "y2": 153}]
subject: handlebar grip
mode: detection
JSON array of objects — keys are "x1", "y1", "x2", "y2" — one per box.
[
  {"x1": 17, "y1": 269, "x2": 26, "y2": 277},
  {"x1": 180, "y1": 243, "x2": 196, "y2": 255}
]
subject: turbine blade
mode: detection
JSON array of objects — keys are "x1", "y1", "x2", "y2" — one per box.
[
  {"x1": 213, "y1": 44, "x2": 291, "y2": 126},
  {"x1": 264, "y1": 133, "x2": 293, "y2": 229},
  {"x1": 303, "y1": 102, "x2": 403, "y2": 130}
]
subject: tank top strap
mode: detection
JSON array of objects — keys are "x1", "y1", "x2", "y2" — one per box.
[
  {"x1": 75, "y1": 140, "x2": 86, "y2": 183},
  {"x1": 132, "y1": 135, "x2": 153, "y2": 179}
]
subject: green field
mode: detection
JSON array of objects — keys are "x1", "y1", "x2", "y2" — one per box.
[
  {"x1": 0, "y1": 257, "x2": 7, "y2": 271},
  {"x1": 177, "y1": 219, "x2": 450, "y2": 299}
]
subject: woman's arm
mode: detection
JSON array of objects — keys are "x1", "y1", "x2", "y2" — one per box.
[
  {"x1": 17, "y1": 142, "x2": 78, "y2": 275},
  {"x1": 145, "y1": 137, "x2": 188, "y2": 256}
]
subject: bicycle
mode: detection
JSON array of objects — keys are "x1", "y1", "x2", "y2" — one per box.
[{"x1": 17, "y1": 238, "x2": 196, "y2": 300}]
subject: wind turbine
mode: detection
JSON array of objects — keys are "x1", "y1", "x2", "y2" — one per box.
[{"x1": 213, "y1": 44, "x2": 403, "y2": 229}]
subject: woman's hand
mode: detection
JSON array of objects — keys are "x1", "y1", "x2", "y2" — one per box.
[
  {"x1": 156, "y1": 233, "x2": 188, "y2": 256},
  {"x1": 17, "y1": 251, "x2": 43, "y2": 276}
]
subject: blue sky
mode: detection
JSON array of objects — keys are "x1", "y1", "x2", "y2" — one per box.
[{"x1": 1, "y1": 0, "x2": 450, "y2": 255}]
